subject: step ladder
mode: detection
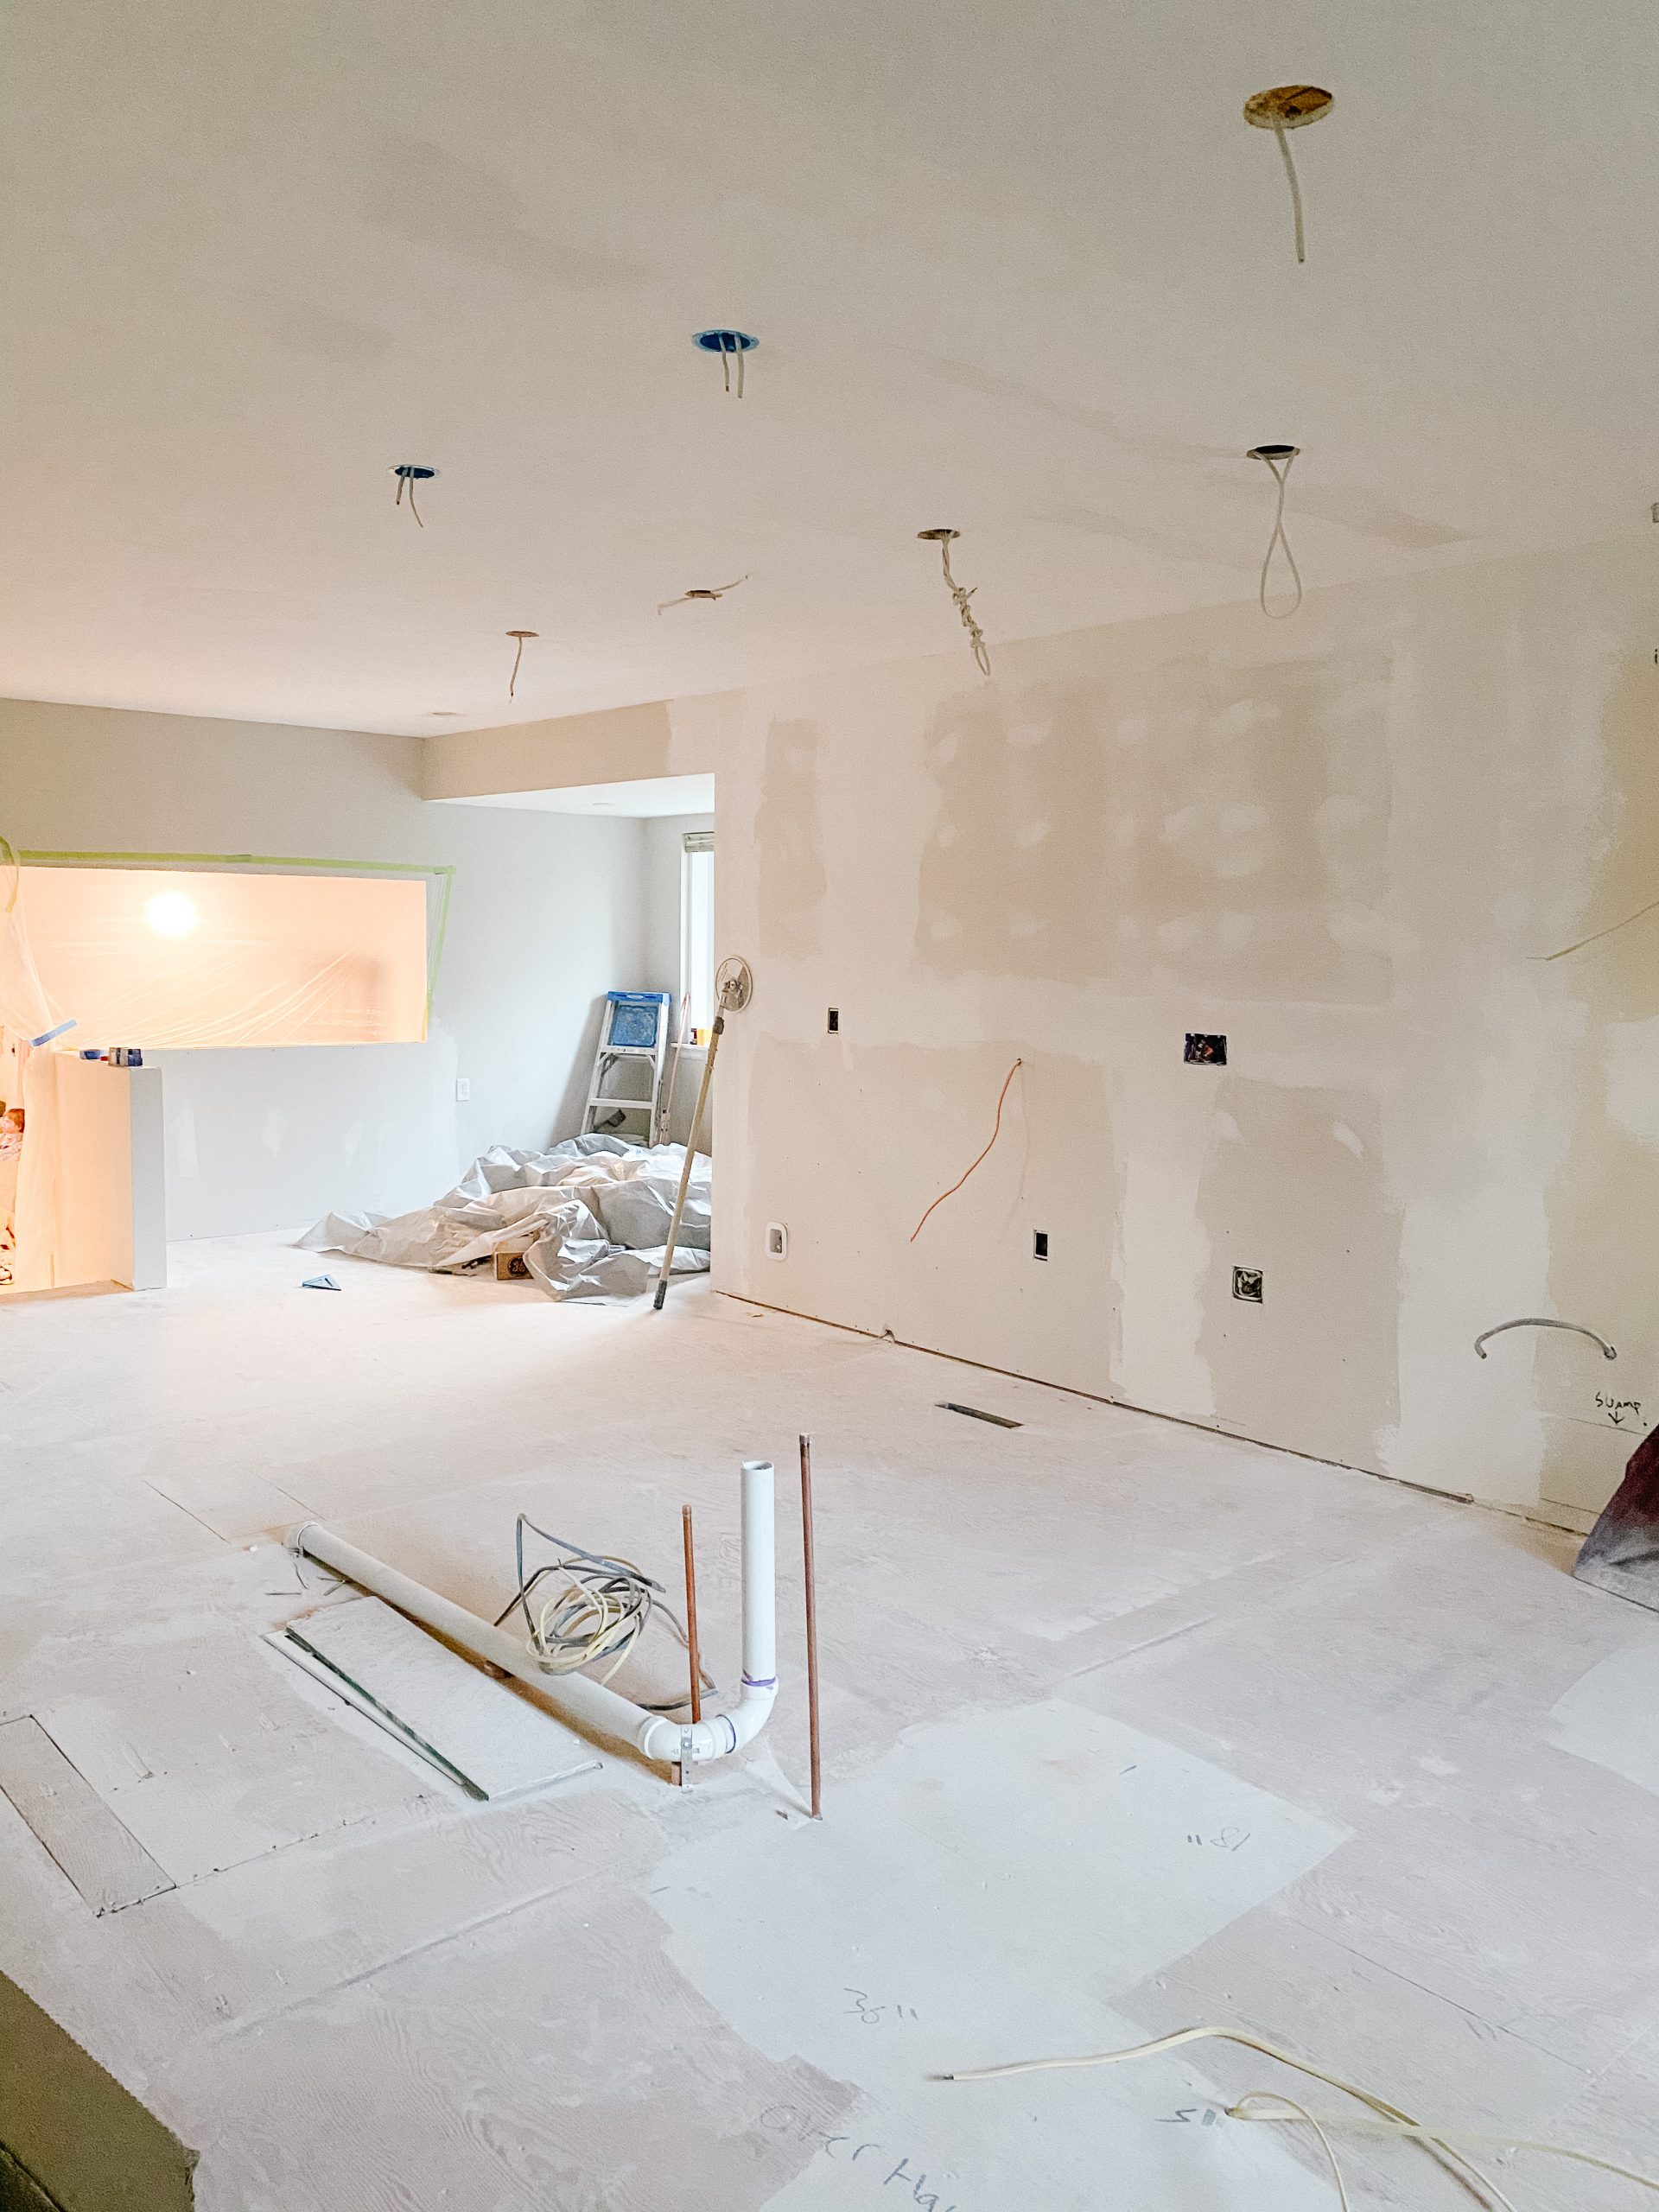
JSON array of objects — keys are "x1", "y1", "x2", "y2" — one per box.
[{"x1": 582, "y1": 991, "x2": 673, "y2": 1144}]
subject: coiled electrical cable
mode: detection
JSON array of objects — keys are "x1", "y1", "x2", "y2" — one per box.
[{"x1": 493, "y1": 1516, "x2": 712, "y2": 1710}]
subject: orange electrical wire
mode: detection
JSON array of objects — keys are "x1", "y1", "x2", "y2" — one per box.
[{"x1": 909, "y1": 1058, "x2": 1024, "y2": 1243}]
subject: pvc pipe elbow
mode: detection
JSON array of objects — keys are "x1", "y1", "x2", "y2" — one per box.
[{"x1": 634, "y1": 1681, "x2": 775, "y2": 1767}]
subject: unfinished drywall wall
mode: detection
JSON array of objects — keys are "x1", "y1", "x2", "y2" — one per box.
[
  {"x1": 0, "y1": 702, "x2": 646, "y2": 1236},
  {"x1": 653, "y1": 535, "x2": 1658, "y2": 1516}
]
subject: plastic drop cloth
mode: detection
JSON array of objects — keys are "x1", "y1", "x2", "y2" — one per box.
[{"x1": 298, "y1": 1135, "x2": 711, "y2": 1301}]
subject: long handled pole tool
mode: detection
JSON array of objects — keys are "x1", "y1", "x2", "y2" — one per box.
[{"x1": 652, "y1": 957, "x2": 751, "y2": 1312}]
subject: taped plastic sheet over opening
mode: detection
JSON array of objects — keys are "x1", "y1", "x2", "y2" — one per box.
[
  {"x1": 16, "y1": 868, "x2": 429, "y2": 1049},
  {"x1": 298, "y1": 1135, "x2": 712, "y2": 1301}
]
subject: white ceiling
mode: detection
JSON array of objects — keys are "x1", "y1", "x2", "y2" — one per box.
[
  {"x1": 6, "y1": 3, "x2": 1657, "y2": 738},
  {"x1": 441, "y1": 773, "x2": 715, "y2": 818}
]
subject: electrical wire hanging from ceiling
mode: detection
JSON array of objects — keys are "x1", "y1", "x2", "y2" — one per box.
[
  {"x1": 1243, "y1": 86, "x2": 1333, "y2": 265},
  {"x1": 391, "y1": 465, "x2": 436, "y2": 527},
  {"x1": 505, "y1": 629, "x2": 537, "y2": 699},
  {"x1": 1247, "y1": 446, "x2": 1304, "y2": 618},
  {"x1": 918, "y1": 528, "x2": 992, "y2": 678},
  {"x1": 658, "y1": 575, "x2": 750, "y2": 613},
  {"x1": 695, "y1": 328, "x2": 758, "y2": 398}
]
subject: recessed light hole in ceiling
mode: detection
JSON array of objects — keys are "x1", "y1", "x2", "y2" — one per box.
[
  {"x1": 391, "y1": 464, "x2": 436, "y2": 527},
  {"x1": 1246, "y1": 447, "x2": 1303, "y2": 619},
  {"x1": 695, "y1": 328, "x2": 758, "y2": 398},
  {"x1": 918, "y1": 529, "x2": 991, "y2": 680},
  {"x1": 658, "y1": 575, "x2": 750, "y2": 614},
  {"x1": 505, "y1": 630, "x2": 538, "y2": 700},
  {"x1": 1243, "y1": 86, "x2": 1332, "y2": 265}
]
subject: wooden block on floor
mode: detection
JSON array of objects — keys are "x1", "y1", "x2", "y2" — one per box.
[{"x1": 0, "y1": 1718, "x2": 175, "y2": 1916}]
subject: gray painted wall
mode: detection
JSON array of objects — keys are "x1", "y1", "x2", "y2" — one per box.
[
  {"x1": 640, "y1": 810, "x2": 715, "y2": 1151},
  {"x1": 0, "y1": 701, "x2": 647, "y2": 1236}
]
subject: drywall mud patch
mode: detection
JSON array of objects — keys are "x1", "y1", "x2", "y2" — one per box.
[
  {"x1": 1285, "y1": 483, "x2": 1466, "y2": 550},
  {"x1": 1108, "y1": 647, "x2": 1391, "y2": 1003},
  {"x1": 917, "y1": 678, "x2": 1110, "y2": 982},
  {"x1": 655, "y1": 1699, "x2": 1348, "y2": 2058},
  {"x1": 1036, "y1": 501, "x2": 1249, "y2": 569},
  {"x1": 921, "y1": 354, "x2": 1236, "y2": 467},
  {"x1": 756, "y1": 719, "x2": 830, "y2": 958},
  {"x1": 1549, "y1": 1640, "x2": 1659, "y2": 1798},
  {"x1": 1540, "y1": 646, "x2": 1659, "y2": 1512},
  {"x1": 1198, "y1": 1080, "x2": 1400, "y2": 1474},
  {"x1": 364, "y1": 136, "x2": 645, "y2": 291},
  {"x1": 915, "y1": 649, "x2": 1391, "y2": 1002},
  {"x1": 653, "y1": 1700, "x2": 1345, "y2": 2202}
]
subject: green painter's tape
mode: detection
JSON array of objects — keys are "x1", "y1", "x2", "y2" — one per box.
[
  {"x1": 16, "y1": 849, "x2": 453, "y2": 876},
  {"x1": 14, "y1": 849, "x2": 459, "y2": 1039},
  {"x1": 423, "y1": 866, "x2": 455, "y2": 1029}
]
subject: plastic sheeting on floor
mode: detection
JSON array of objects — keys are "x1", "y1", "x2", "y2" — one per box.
[{"x1": 298, "y1": 1135, "x2": 710, "y2": 1301}]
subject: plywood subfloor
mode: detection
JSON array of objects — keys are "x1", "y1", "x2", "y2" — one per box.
[{"x1": 1, "y1": 1231, "x2": 1656, "y2": 2209}]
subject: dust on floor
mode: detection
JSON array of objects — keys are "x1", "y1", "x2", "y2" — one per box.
[{"x1": 1, "y1": 1232, "x2": 1656, "y2": 2209}]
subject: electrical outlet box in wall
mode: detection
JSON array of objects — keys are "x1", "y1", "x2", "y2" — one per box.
[
  {"x1": 1233, "y1": 1267, "x2": 1263, "y2": 1303},
  {"x1": 765, "y1": 1223, "x2": 789, "y2": 1260},
  {"x1": 1033, "y1": 1230, "x2": 1049, "y2": 1260},
  {"x1": 455, "y1": 1077, "x2": 471, "y2": 1101},
  {"x1": 827, "y1": 1007, "x2": 840, "y2": 1033},
  {"x1": 1184, "y1": 1034, "x2": 1226, "y2": 1066}
]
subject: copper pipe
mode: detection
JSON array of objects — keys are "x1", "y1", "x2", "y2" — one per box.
[
  {"x1": 683, "y1": 1503, "x2": 703, "y2": 1725},
  {"x1": 799, "y1": 1433, "x2": 823, "y2": 1820}
]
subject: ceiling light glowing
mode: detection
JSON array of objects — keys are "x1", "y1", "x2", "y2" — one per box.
[{"x1": 145, "y1": 891, "x2": 199, "y2": 938}]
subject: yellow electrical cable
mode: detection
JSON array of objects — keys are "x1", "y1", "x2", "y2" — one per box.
[
  {"x1": 1231, "y1": 2094, "x2": 1349, "y2": 2212},
  {"x1": 941, "y1": 2024, "x2": 1657, "y2": 2207},
  {"x1": 1234, "y1": 2100, "x2": 1659, "y2": 2193}
]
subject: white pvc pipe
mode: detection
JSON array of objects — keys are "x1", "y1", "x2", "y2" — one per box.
[{"x1": 287, "y1": 1458, "x2": 777, "y2": 1772}]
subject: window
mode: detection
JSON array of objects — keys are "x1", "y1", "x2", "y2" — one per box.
[
  {"x1": 680, "y1": 833, "x2": 715, "y2": 1039},
  {"x1": 16, "y1": 868, "x2": 429, "y2": 1049}
]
